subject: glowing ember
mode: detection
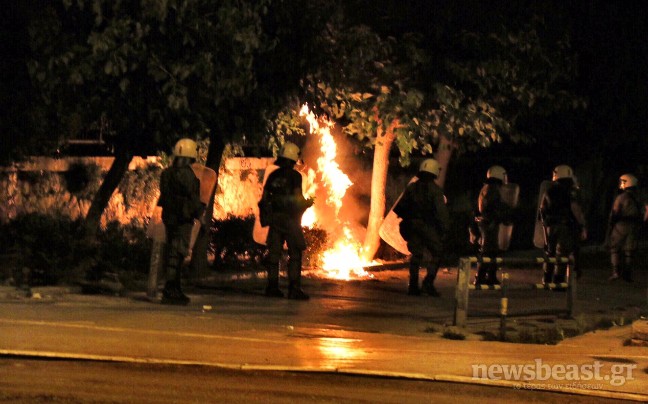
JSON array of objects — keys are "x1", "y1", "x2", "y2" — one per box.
[
  {"x1": 320, "y1": 228, "x2": 373, "y2": 279},
  {"x1": 299, "y1": 105, "x2": 374, "y2": 280}
]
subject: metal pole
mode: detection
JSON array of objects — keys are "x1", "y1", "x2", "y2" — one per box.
[
  {"x1": 454, "y1": 258, "x2": 471, "y2": 327},
  {"x1": 147, "y1": 241, "x2": 164, "y2": 298},
  {"x1": 567, "y1": 258, "x2": 576, "y2": 318},
  {"x1": 499, "y1": 272, "x2": 510, "y2": 341},
  {"x1": 455, "y1": 256, "x2": 576, "y2": 326}
]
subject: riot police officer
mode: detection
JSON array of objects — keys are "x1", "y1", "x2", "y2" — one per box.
[
  {"x1": 607, "y1": 173, "x2": 644, "y2": 282},
  {"x1": 260, "y1": 142, "x2": 313, "y2": 300},
  {"x1": 394, "y1": 158, "x2": 450, "y2": 296},
  {"x1": 158, "y1": 138, "x2": 204, "y2": 305},
  {"x1": 539, "y1": 165, "x2": 587, "y2": 284},
  {"x1": 474, "y1": 165, "x2": 511, "y2": 286}
]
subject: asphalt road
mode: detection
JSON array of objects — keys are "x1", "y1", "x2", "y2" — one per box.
[
  {"x1": 1, "y1": 251, "x2": 646, "y2": 403},
  {"x1": 0, "y1": 358, "x2": 629, "y2": 404}
]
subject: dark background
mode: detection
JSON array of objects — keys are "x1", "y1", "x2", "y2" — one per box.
[{"x1": 2, "y1": 1, "x2": 647, "y2": 249}]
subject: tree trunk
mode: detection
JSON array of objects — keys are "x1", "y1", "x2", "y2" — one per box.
[
  {"x1": 361, "y1": 120, "x2": 398, "y2": 261},
  {"x1": 189, "y1": 136, "x2": 225, "y2": 279},
  {"x1": 83, "y1": 147, "x2": 132, "y2": 237},
  {"x1": 433, "y1": 135, "x2": 454, "y2": 188}
]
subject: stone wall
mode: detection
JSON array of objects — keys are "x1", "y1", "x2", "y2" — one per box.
[
  {"x1": 0, "y1": 156, "x2": 273, "y2": 228},
  {"x1": 213, "y1": 157, "x2": 273, "y2": 220}
]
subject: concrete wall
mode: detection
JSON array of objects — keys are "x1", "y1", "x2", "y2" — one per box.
[{"x1": 0, "y1": 156, "x2": 273, "y2": 227}]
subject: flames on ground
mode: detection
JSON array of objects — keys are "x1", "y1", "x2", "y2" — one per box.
[{"x1": 298, "y1": 105, "x2": 375, "y2": 280}]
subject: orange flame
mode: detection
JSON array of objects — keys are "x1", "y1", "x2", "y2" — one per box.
[
  {"x1": 299, "y1": 105, "x2": 374, "y2": 280},
  {"x1": 300, "y1": 167, "x2": 318, "y2": 228}
]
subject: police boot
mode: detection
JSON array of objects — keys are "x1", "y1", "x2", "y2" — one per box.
[
  {"x1": 421, "y1": 277, "x2": 440, "y2": 297},
  {"x1": 487, "y1": 270, "x2": 500, "y2": 285},
  {"x1": 542, "y1": 263, "x2": 554, "y2": 286},
  {"x1": 474, "y1": 265, "x2": 488, "y2": 286},
  {"x1": 553, "y1": 267, "x2": 566, "y2": 285},
  {"x1": 161, "y1": 281, "x2": 176, "y2": 301},
  {"x1": 551, "y1": 264, "x2": 567, "y2": 292},
  {"x1": 265, "y1": 278, "x2": 284, "y2": 298},
  {"x1": 422, "y1": 265, "x2": 440, "y2": 297},
  {"x1": 622, "y1": 253, "x2": 633, "y2": 282},
  {"x1": 288, "y1": 282, "x2": 309, "y2": 300},
  {"x1": 408, "y1": 265, "x2": 421, "y2": 295},
  {"x1": 486, "y1": 265, "x2": 500, "y2": 286},
  {"x1": 608, "y1": 267, "x2": 621, "y2": 282},
  {"x1": 161, "y1": 281, "x2": 190, "y2": 305},
  {"x1": 265, "y1": 263, "x2": 284, "y2": 297},
  {"x1": 174, "y1": 282, "x2": 190, "y2": 305},
  {"x1": 608, "y1": 251, "x2": 622, "y2": 282}
]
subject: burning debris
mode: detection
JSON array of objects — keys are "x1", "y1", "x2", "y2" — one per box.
[{"x1": 298, "y1": 106, "x2": 374, "y2": 280}]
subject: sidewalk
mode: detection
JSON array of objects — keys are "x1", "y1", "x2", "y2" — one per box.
[{"x1": 1, "y1": 263, "x2": 647, "y2": 401}]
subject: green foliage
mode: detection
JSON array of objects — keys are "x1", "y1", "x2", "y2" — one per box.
[
  {"x1": 437, "y1": 20, "x2": 585, "y2": 152},
  {"x1": 266, "y1": 109, "x2": 308, "y2": 157},
  {"x1": 0, "y1": 214, "x2": 82, "y2": 285},
  {"x1": 0, "y1": 214, "x2": 150, "y2": 287},
  {"x1": 209, "y1": 216, "x2": 266, "y2": 270},
  {"x1": 442, "y1": 327, "x2": 466, "y2": 340},
  {"x1": 513, "y1": 326, "x2": 565, "y2": 345},
  {"x1": 64, "y1": 162, "x2": 102, "y2": 197},
  {"x1": 305, "y1": 21, "x2": 425, "y2": 166},
  {"x1": 27, "y1": 0, "x2": 280, "y2": 237},
  {"x1": 423, "y1": 324, "x2": 442, "y2": 334},
  {"x1": 28, "y1": 0, "x2": 272, "y2": 156},
  {"x1": 118, "y1": 165, "x2": 161, "y2": 207},
  {"x1": 208, "y1": 216, "x2": 328, "y2": 271},
  {"x1": 304, "y1": 12, "x2": 583, "y2": 166},
  {"x1": 17, "y1": 170, "x2": 47, "y2": 186},
  {"x1": 303, "y1": 227, "x2": 328, "y2": 268},
  {"x1": 96, "y1": 221, "x2": 151, "y2": 278}
]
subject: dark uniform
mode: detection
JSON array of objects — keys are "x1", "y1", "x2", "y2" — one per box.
[
  {"x1": 607, "y1": 186, "x2": 643, "y2": 282},
  {"x1": 394, "y1": 171, "x2": 450, "y2": 296},
  {"x1": 261, "y1": 157, "x2": 313, "y2": 299},
  {"x1": 539, "y1": 178, "x2": 587, "y2": 284},
  {"x1": 474, "y1": 178, "x2": 510, "y2": 285},
  {"x1": 158, "y1": 157, "x2": 203, "y2": 304}
]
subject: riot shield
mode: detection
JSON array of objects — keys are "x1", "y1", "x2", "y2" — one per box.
[
  {"x1": 378, "y1": 176, "x2": 418, "y2": 255},
  {"x1": 252, "y1": 164, "x2": 279, "y2": 245},
  {"x1": 146, "y1": 206, "x2": 166, "y2": 242},
  {"x1": 533, "y1": 180, "x2": 553, "y2": 249},
  {"x1": 189, "y1": 163, "x2": 218, "y2": 250},
  {"x1": 498, "y1": 183, "x2": 520, "y2": 251}
]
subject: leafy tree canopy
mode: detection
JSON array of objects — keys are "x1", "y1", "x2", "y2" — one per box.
[
  {"x1": 304, "y1": 7, "x2": 584, "y2": 167},
  {"x1": 27, "y1": 0, "x2": 271, "y2": 155}
]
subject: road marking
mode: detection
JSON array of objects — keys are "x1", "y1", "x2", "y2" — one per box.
[
  {"x1": 0, "y1": 318, "x2": 289, "y2": 344},
  {"x1": 0, "y1": 348, "x2": 243, "y2": 369}
]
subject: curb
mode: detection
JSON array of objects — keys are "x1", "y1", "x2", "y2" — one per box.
[
  {"x1": 0, "y1": 286, "x2": 82, "y2": 300},
  {"x1": 434, "y1": 374, "x2": 648, "y2": 402},
  {"x1": 1, "y1": 349, "x2": 646, "y2": 402}
]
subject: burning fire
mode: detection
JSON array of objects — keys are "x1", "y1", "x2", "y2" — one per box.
[{"x1": 298, "y1": 105, "x2": 374, "y2": 280}]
